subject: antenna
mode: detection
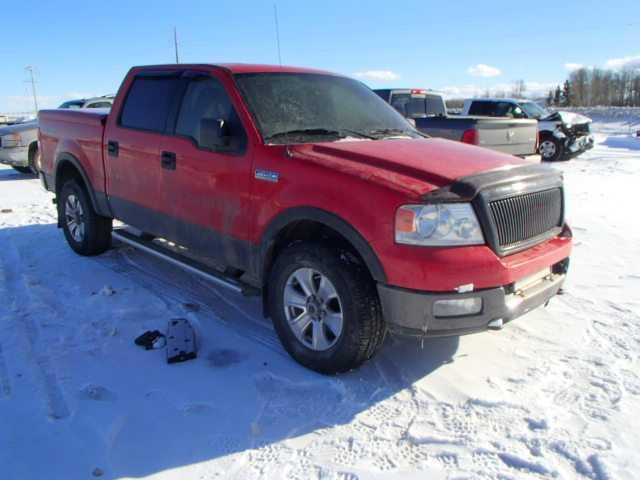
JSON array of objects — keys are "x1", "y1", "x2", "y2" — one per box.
[
  {"x1": 25, "y1": 66, "x2": 39, "y2": 114},
  {"x1": 273, "y1": 4, "x2": 282, "y2": 65},
  {"x1": 174, "y1": 27, "x2": 180, "y2": 64}
]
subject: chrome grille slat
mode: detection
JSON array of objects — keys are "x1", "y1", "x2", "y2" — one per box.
[{"x1": 488, "y1": 188, "x2": 563, "y2": 250}]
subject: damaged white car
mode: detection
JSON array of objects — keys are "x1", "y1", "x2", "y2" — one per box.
[{"x1": 462, "y1": 98, "x2": 594, "y2": 161}]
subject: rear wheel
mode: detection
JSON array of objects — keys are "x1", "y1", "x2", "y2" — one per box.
[
  {"x1": 268, "y1": 243, "x2": 386, "y2": 374},
  {"x1": 539, "y1": 136, "x2": 564, "y2": 162},
  {"x1": 59, "y1": 180, "x2": 112, "y2": 256}
]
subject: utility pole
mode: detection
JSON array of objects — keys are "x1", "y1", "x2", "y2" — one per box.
[
  {"x1": 25, "y1": 66, "x2": 39, "y2": 114},
  {"x1": 273, "y1": 4, "x2": 282, "y2": 66},
  {"x1": 174, "y1": 27, "x2": 180, "y2": 64}
]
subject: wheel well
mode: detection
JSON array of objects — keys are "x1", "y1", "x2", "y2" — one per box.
[
  {"x1": 261, "y1": 220, "x2": 376, "y2": 316},
  {"x1": 55, "y1": 160, "x2": 86, "y2": 197},
  {"x1": 28, "y1": 142, "x2": 38, "y2": 161}
]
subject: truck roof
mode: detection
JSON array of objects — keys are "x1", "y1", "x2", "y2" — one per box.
[
  {"x1": 467, "y1": 98, "x2": 528, "y2": 103},
  {"x1": 130, "y1": 63, "x2": 339, "y2": 76}
]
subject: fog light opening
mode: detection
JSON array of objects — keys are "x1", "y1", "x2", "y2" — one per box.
[{"x1": 433, "y1": 298, "x2": 483, "y2": 318}]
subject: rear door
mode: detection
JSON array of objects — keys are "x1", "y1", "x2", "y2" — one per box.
[
  {"x1": 157, "y1": 71, "x2": 254, "y2": 270},
  {"x1": 104, "y1": 71, "x2": 184, "y2": 234}
]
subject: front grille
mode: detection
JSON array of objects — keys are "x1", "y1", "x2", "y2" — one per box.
[{"x1": 488, "y1": 188, "x2": 563, "y2": 249}]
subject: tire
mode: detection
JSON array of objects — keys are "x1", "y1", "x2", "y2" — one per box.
[
  {"x1": 539, "y1": 136, "x2": 564, "y2": 162},
  {"x1": 268, "y1": 242, "x2": 386, "y2": 374},
  {"x1": 12, "y1": 166, "x2": 34, "y2": 175},
  {"x1": 59, "y1": 180, "x2": 112, "y2": 256}
]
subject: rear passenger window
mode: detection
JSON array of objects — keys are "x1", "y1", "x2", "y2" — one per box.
[
  {"x1": 469, "y1": 102, "x2": 496, "y2": 116},
  {"x1": 120, "y1": 77, "x2": 181, "y2": 132},
  {"x1": 175, "y1": 77, "x2": 247, "y2": 152}
]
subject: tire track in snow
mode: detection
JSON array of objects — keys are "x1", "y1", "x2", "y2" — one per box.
[
  {"x1": 0, "y1": 238, "x2": 70, "y2": 419},
  {"x1": 0, "y1": 343, "x2": 11, "y2": 398}
]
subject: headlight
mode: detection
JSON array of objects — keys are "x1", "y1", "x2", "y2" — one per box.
[
  {"x1": 395, "y1": 203, "x2": 484, "y2": 246},
  {"x1": 0, "y1": 133, "x2": 22, "y2": 148}
]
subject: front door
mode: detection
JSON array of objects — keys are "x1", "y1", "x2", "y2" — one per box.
[{"x1": 157, "y1": 72, "x2": 254, "y2": 270}]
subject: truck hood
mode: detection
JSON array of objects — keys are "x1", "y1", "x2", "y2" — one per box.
[
  {"x1": 0, "y1": 119, "x2": 38, "y2": 135},
  {"x1": 542, "y1": 111, "x2": 591, "y2": 125},
  {"x1": 289, "y1": 137, "x2": 527, "y2": 197}
]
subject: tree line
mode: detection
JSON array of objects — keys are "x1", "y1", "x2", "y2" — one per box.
[{"x1": 547, "y1": 67, "x2": 640, "y2": 107}]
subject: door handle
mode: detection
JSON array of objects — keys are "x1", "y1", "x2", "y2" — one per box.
[
  {"x1": 107, "y1": 140, "x2": 119, "y2": 157},
  {"x1": 161, "y1": 151, "x2": 177, "y2": 171}
]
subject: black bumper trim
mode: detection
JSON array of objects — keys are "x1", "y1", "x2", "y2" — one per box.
[{"x1": 378, "y1": 271, "x2": 566, "y2": 338}]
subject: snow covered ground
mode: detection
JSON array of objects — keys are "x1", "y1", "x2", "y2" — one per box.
[{"x1": 1, "y1": 116, "x2": 639, "y2": 479}]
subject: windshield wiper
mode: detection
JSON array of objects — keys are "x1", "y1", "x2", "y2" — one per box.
[
  {"x1": 367, "y1": 128, "x2": 414, "y2": 138},
  {"x1": 266, "y1": 127, "x2": 375, "y2": 142},
  {"x1": 266, "y1": 128, "x2": 342, "y2": 141}
]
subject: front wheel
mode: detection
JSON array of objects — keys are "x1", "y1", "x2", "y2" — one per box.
[
  {"x1": 539, "y1": 136, "x2": 564, "y2": 162},
  {"x1": 268, "y1": 243, "x2": 386, "y2": 374},
  {"x1": 59, "y1": 180, "x2": 112, "y2": 256}
]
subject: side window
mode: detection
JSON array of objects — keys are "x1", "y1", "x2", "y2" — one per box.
[
  {"x1": 469, "y1": 101, "x2": 494, "y2": 116},
  {"x1": 85, "y1": 101, "x2": 112, "y2": 109},
  {"x1": 175, "y1": 77, "x2": 247, "y2": 153},
  {"x1": 120, "y1": 76, "x2": 181, "y2": 133}
]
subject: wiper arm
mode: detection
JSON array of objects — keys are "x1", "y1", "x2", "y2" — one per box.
[
  {"x1": 367, "y1": 128, "x2": 416, "y2": 139},
  {"x1": 265, "y1": 128, "x2": 342, "y2": 142},
  {"x1": 266, "y1": 127, "x2": 376, "y2": 142}
]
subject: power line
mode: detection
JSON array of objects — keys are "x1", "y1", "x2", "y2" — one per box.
[{"x1": 273, "y1": 4, "x2": 282, "y2": 66}]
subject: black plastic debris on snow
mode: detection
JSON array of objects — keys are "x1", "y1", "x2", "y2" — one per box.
[{"x1": 134, "y1": 330, "x2": 166, "y2": 350}]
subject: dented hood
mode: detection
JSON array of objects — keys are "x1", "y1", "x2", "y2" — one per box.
[
  {"x1": 542, "y1": 111, "x2": 592, "y2": 125},
  {"x1": 289, "y1": 138, "x2": 528, "y2": 198}
]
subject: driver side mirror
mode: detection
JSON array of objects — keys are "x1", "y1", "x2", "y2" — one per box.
[{"x1": 200, "y1": 118, "x2": 231, "y2": 149}]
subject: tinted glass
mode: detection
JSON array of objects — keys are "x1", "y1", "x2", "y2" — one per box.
[
  {"x1": 85, "y1": 101, "x2": 112, "y2": 109},
  {"x1": 235, "y1": 73, "x2": 417, "y2": 144},
  {"x1": 59, "y1": 100, "x2": 85, "y2": 109},
  {"x1": 175, "y1": 77, "x2": 246, "y2": 151},
  {"x1": 391, "y1": 93, "x2": 446, "y2": 117},
  {"x1": 469, "y1": 101, "x2": 514, "y2": 116},
  {"x1": 120, "y1": 77, "x2": 180, "y2": 132}
]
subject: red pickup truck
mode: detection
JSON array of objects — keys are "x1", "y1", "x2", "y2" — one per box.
[{"x1": 38, "y1": 64, "x2": 572, "y2": 373}]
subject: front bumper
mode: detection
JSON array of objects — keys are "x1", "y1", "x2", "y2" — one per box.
[
  {"x1": 566, "y1": 133, "x2": 594, "y2": 155},
  {"x1": 378, "y1": 259, "x2": 568, "y2": 337}
]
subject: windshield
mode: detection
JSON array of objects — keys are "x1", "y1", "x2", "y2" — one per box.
[
  {"x1": 234, "y1": 73, "x2": 419, "y2": 144},
  {"x1": 520, "y1": 101, "x2": 549, "y2": 119},
  {"x1": 58, "y1": 99, "x2": 86, "y2": 109}
]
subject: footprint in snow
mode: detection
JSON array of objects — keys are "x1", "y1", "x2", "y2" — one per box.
[
  {"x1": 207, "y1": 349, "x2": 247, "y2": 368},
  {"x1": 79, "y1": 384, "x2": 117, "y2": 402}
]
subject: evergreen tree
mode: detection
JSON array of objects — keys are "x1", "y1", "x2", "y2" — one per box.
[
  {"x1": 562, "y1": 80, "x2": 573, "y2": 106},
  {"x1": 554, "y1": 86, "x2": 562, "y2": 106}
]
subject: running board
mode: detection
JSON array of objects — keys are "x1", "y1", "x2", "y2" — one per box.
[{"x1": 112, "y1": 229, "x2": 257, "y2": 296}]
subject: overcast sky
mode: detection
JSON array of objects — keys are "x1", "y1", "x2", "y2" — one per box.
[{"x1": 1, "y1": 0, "x2": 639, "y2": 112}]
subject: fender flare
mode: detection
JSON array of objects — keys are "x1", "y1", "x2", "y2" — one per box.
[
  {"x1": 258, "y1": 206, "x2": 387, "y2": 284},
  {"x1": 54, "y1": 153, "x2": 111, "y2": 217}
]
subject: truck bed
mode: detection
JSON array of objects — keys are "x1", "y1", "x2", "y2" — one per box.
[
  {"x1": 414, "y1": 115, "x2": 538, "y2": 157},
  {"x1": 38, "y1": 109, "x2": 109, "y2": 193}
]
